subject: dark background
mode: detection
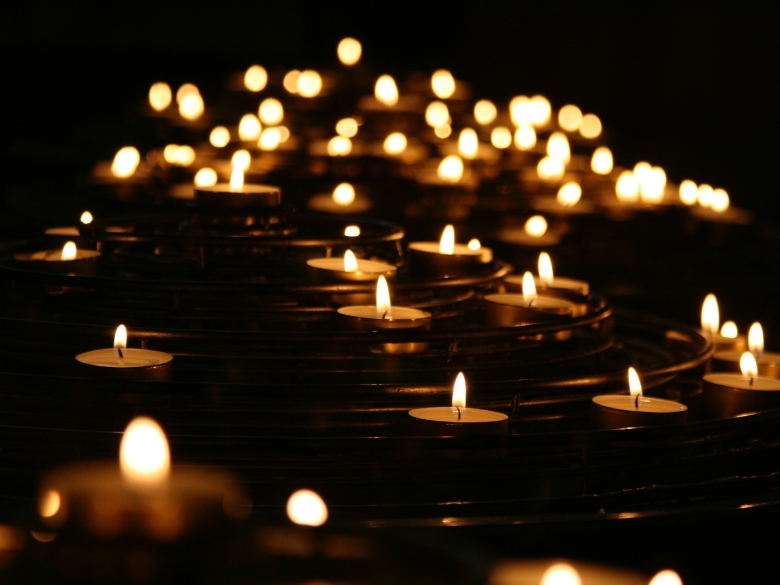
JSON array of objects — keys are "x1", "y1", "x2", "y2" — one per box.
[{"x1": 1, "y1": 2, "x2": 778, "y2": 216}]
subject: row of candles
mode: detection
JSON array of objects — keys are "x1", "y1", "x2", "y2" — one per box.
[
  {"x1": 95, "y1": 34, "x2": 736, "y2": 225},
  {"x1": 50, "y1": 219, "x2": 780, "y2": 429}
]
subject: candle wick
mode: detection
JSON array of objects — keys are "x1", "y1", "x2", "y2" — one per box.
[
  {"x1": 635, "y1": 394, "x2": 640, "y2": 409},
  {"x1": 456, "y1": 406, "x2": 461, "y2": 420},
  {"x1": 117, "y1": 347, "x2": 124, "y2": 359},
  {"x1": 750, "y1": 376, "x2": 755, "y2": 386},
  {"x1": 382, "y1": 310, "x2": 390, "y2": 320}
]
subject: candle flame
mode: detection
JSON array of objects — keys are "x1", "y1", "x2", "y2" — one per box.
[
  {"x1": 111, "y1": 147, "x2": 140, "y2": 178},
  {"x1": 491, "y1": 127, "x2": 512, "y2": 149},
  {"x1": 120, "y1": 417, "x2": 171, "y2": 486},
  {"x1": 344, "y1": 225, "x2": 361, "y2": 237},
  {"x1": 579, "y1": 113, "x2": 602, "y2": 138},
  {"x1": 258, "y1": 98, "x2": 284, "y2": 125},
  {"x1": 163, "y1": 144, "x2": 196, "y2": 167},
  {"x1": 375, "y1": 75, "x2": 399, "y2": 106},
  {"x1": 210, "y1": 126, "x2": 230, "y2": 148},
  {"x1": 431, "y1": 69, "x2": 456, "y2": 99},
  {"x1": 238, "y1": 114, "x2": 262, "y2": 141},
  {"x1": 510, "y1": 96, "x2": 531, "y2": 126},
  {"x1": 639, "y1": 166, "x2": 666, "y2": 204},
  {"x1": 514, "y1": 125, "x2": 536, "y2": 150},
  {"x1": 297, "y1": 70, "x2": 323, "y2": 98},
  {"x1": 336, "y1": 118, "x2": 359, "y2": 138},
  {"x1": 540, "y1": 563, "x2": 582, "y2": 585},
  {"x1": 467, "y1": 238, "x2": 481, "y2": 251},
  {"x1": 60, "y1": 242, "x2": 77, "y2": 260},
  {"x1": 244, "y1": 65, "x2": 268, "y2": 92},
  {"x1": 525, "y1": 215, "x2": 548, "y2": 237},
  {"x1": 538, "y1": 252, "x2": 554, "y2": 285},
  {"x1": 458, "y1": 128, "x2": 479, "y2": 159},
  {"x1": 697, "y1": 184, "x2": 714, "y2": 207},
  {"x1": 434, "y1": 124, "x2": 452, "y2": 139},
  {"x1": 179, "y1": 92, "x2": 204, "y2": 121},
  {"x1": 80, "y1": 211, "x2": 93, "y2": 224},
  {"x1": 176, "y1": 83, "x2": 199, "y2": 104},
  {"x1": 628, "y1": 367, "x2": 642, "y2": 398},
  {"x1": 148, "y1": 82, "x2": 172, "y2": 111},
  {"x1": 327, "y1": 136, "x2": 353, "y2": 156},
  {"x1": 711, "y1": 188, "x2": 730, "y2": 212},
  {"x1": 679, "y1": 180, "x2": 698, "y2": 205},
  {"x1": 231, "y1": 150, "x2": 251, "y2": 170},
  {"x1": 720, "y1": 321, "x2": 738, "y2": 338},
  {"x1": 437, "y1": 155, "x2": 464, "y2": 183},
  {"x1": 529, "y1": 95, "x2": 551, "y2": 126},
  {"x1": 333, "y1": 183, "x2": 356, "y2": 206},
  {"x1": 701, "y1": 294, "x2": 719, "y2": 336},
  {"x1": 615, "y1": 171, "x2": 639, "y2": 202},
  {"x1": 474, "y1": 100, "x2": 497, "y2": 125},
  {"x1": 439, "y1": 225, "x2": 455, "y2": 255},
  {"x1": 591, "y1": 146, "x2": 613, "y2": 175},
  {"x1": 39, "y1": 490, "x2": 60, "y2": 519},
  {"x1": 230, "y1": 165, "x2": 244, "y2": 191},
  {"x1": 522, "y1": 271, "x2": 537, "y2": 305},
  {"x1": 283, "y1": 70, "x2": 300, "y2": 94},
  {"x1": 558, "y1": 105, "x2": 583, "y2": 132},
  {"x1": 425, "y1": 101, "x2": 450, "y2": 128},
  {"x1": 749, "y1": 322, "x2": 764, "y2": 355},
  {"x1": 452, "y1": 372, "x2": 466, "y2": 409},
  {"x1": 648, "y1": 570, "x2": 682, "y2": 585},
  {"x1": 337, "y1": 37, "x2": 362, "y2": 66},
  {"x1": 546, "y1": 132, "x2": 570, "y2": 163},
  {"x1": 383, "y1": 132, "x2": 408, "y2": 155},
  {"x1": 740, "y1": 352, "x2": 758, "y2": 379},
  {"x1": 259, "y1": 127, "x2": 282, "y2": 151},
  {"x1": 287, "y1": 489, "x2": 328, "y2": 526},
  {"x1": 344, "y1": 250, "x2": 358, "y2": 272},
  {"x1": 194, "y1": 167, "x2": 218, "y2": 187},
  {"x1": 537, "y1": 156, "x2": 565, "y2": 181},
  {"x1": 114, "y1": 325, "x2": 127, "y2": 349},
  {"x1": 556, "y1": 182, "x2": 581, "y2": 206},
  {"x1": 376, "y1": 276, "x2": 392, "y2": 317}
]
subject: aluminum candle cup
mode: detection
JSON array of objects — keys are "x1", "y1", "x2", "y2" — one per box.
[
  {"x1": 710, "y1": 351, "x2": 780, "y2": 378},
  {"x1": 76, "y1": 348, "x2": 173, "y2": 380},
  {"x1": 505, "y1": 274, "x2": 589, "y2": 316},
  {"x1": 14, "y1": 247, "x2": 100, "y2": 274},
  {"x1": 306, "y1": 257, "x2": 397, "y2": 282},
  {"x1": 195, "y1": 183, "x2": 281, "y2": 207},
  {"x1": 408, "y1": 407, "x2": 508, "y2": 436},
  {"x1": 702, "y1": 332, "x2": 746, "y2": 353},
  {"x1": 337, "y1": 306, "x2": 432, "y2": 354},
  {"x1": 407, "y1": 242, "x2": 492, "y2": 277},
  {"x1": 591, "y1": 395, "x2": 688, "y2": 430},
  {"x1": 484, "y1": 293, "x2": 574, "y2": 327},
  {"x1": 307, "y1": 193, "x2": 372, "y2": 214},
  {"x1": 702, "y1": 373, "x2": 780, "y2": 418}
]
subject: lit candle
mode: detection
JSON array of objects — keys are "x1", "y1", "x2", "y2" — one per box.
[
  {"x1": 699, "y1": 294, "x2": 746, "y2": 352},
  {"x1": 337, "y1": 276, "x2": 431, "y2": 353},
  {"x1": 408, "y1": 225, "x2": 492, "y2": 277},
  {"x1": 75, "y1": 324, "x2": 173, "y2": 379},
  {"x1": 711, "y1": 322, "x2": 780, "y2": 378},
  {"x1": 194, "y1": 165, "x2": 281, "y2": 207},
  {"x1": 307, "y1": 249, "x2": 397, "y2": 281},
  {"x1": 505, "y1": 253, "x2": 589, "y2": 313},
  {"x1": 497, "y1": 215, "x2": 562, "y2": 247},
  {"x1": 44, "y1": 211, "x2": 94, "y2": 237},
  {"x1": 38, "y1": 416, "x2": 250, "y2": 540},
  {"x1": 591, "y1": 367, "x2": 687, "y2": 429},
  {"x1": 14, "y1": 240, "x2": 100, "y2": 272},
  {"x1": 408, "y1": 372, "x2": 508, "y2": 436},
  {"x1": 484, "y1": 271, "x2": 574, "y2": 327},
  {"x1": 307, "y1": 182, "x2": 372, "y2": 214},
  {"x1": 703, "y1": 352, "x2": 780, "y2": 418}
]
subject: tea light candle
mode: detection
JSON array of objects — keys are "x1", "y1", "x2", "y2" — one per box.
[
  {"x1": 408, "y1": 372, "x2": 508, "y2": 435},
  {"x1": 44, "y1": 211, "x2": 94, "y2": 237},
  {"x1": 592, "y1": 367, "x2": 687, "y2": 429},
  {"x1": 496, "y1": 215, "x2": 562, "y2": 247},
  {"x1": 14, "y1": 241, "x2": 100, "y2": 272},
  {"x1": 76, "y1": 324, "x2": 173, "y2": 379},
  {"x1": 39, "y1": 417, "x2": 250, "y2": 541},
  {"x1": 703, "y1": 352, "x2": 780, "y2": 418},
  {"x1": 307, "y1": 250, "x2": 397, "y2": 281},
  {"x1": 700, "y1": 294, "x2": 746, "y2": 352},
  {"x1": 408, "y1": 225, "x2": 492, "y2": 278},
  {"x1": 195, "y1": 166, "x2": 281, "y2": 207},
  {"x1": 506, "y1": 252, "x2": 589, "y2": 307},
  {"x1": 308, "y1": 183, "x2": 372, "y2": 214},
  {"x1": 711, "y1": 322, "x2": 780, "y2": 378},
  {"x1": 484, "y1": 272, "x2": 574, "y2": 327},
  {"x1": 337, "y1": 276, "x2": 431, "y2": 353}
]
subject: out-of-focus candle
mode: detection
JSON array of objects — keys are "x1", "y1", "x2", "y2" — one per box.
[
  {"x1": 579, "y1": 113, "x2": 602, "y2": 138},
  {"x1": 307, "y1": 249, "x2": 396, "y2": 281},
  {"x1": 337, "y1": 37, "x2": 362, "y2": 65},
  {"x1": 711, "y1": 322, "x2": 780, "y2": 378},
  {"x1": 244, "y1": 65, "x2": 268, "y2": 92},
  {"x1": 558, "y1": 105, "x2": 582, "y2": 132},
  {"x1": 287, "y1": 489, "x2": 328, "y2": 526},
  {"x1": 474, "y1": 100, "x2": 497, "y2": 125},
  {"x1": 375, "y1": 75, "x2": 399, "y2": 106},
  {"x1": 700, "y1": 293, "x2": 746, "y2": 351},
  {"x1": 514, "y1": 125, "x2": 536, "y2": 150},
  {"x1": 336, "y1": 118, "x2": 359, "y2": 137},
  {"x1": 591, "y1": 146, "x2": 613, "y2": 175},
  {"x1": 431, "y1": 69, "x2": 456, "y2": 99},
  {"x1": 258, "y1": 98, "x2": 284, "y2": 125},
  {"x1": 491, "y1": 127, "x2": 512, "y2": 149},
  {"x1": 148, "y1": 82, "x2": 172, "y2": 111}
]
